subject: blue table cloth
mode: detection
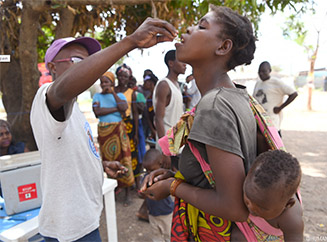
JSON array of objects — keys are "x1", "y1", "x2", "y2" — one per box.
[{"x1": 0, "y1": 196, "x2": 40, "y2": 234}]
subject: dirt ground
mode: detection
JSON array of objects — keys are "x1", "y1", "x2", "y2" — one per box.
[
  {"x1": 2, "y1": 87, "x2": 323, "y2": 241},
  {"x1": 96, "y1": 88, "x2": 327, "y2": 242}
]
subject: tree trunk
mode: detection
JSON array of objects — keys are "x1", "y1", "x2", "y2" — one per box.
[
  {"x1": 0, "y1": 59, "x2": 24, "y2": 142},
  {"x1": 56, "y1": 8, "x2": 76, "y2": 38},
  {"x1": 17, "y1": 3, "x2": 41, "y2": 150},
  {"x1": 307, "y1": 32, "x2": 319, "y2": 111},
  {"x1": 0, "y1": 0, "x2": 162, "y2": 151},
  {"x1": 307, "y1": 70, "x2": 313, "y2": 111}
]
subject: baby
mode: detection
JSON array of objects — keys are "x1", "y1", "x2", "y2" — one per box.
[{"x1": 232, "y1": 149, "x2": 304, "y2": 242}]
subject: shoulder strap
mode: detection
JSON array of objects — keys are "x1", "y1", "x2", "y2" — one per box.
[{"x1": 248, "y1": 95, "x2": 286, "y2": 151}]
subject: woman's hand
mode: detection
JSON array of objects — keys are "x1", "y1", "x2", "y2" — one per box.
[
  {"x1": 143, "y1": 177, "x2": 174, "y2": 200},
  {"x1": 140, "y1": 168, "x2": 175, "y2": 192},
  {"x1": 107, "y1": 86, "x2": 114, "y2": 94}
]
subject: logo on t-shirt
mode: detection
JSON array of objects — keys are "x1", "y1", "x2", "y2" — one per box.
[
  {"x1": 255, "y1": 89, "x2": 267, "y2": 104},
  {"x1": 84, "y1": 121, "x2": 100, "y2": 159}
]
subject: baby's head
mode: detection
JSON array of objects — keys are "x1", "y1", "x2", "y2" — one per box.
[
  {"x1": 143, "y1": 149, "x2": 163, "y2": 173},
  {"x1": 244, "y1": 150, "x2": 301, "y2": 220}
]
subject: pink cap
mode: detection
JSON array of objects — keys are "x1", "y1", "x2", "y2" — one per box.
[{"x1": 45, "y1": 37, "x2": 101, "y2": 70}]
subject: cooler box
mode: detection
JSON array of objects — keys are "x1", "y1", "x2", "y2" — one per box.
[{"x1": 0, "y1": 151, "x2": 42, "y2": 215}]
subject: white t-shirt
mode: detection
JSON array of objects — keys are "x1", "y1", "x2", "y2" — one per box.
[
  {"x1": 153, "y1": 77, "x2": 184, "y2": 133},
  {"x1": 253, "y1": 77, "x2": 296, "y2": 130},
  {"x1": 30, "y1": 83, "x2": 103, "y2": 242},
  {"x1": 187, "y1": 79, "x2": 201, "y2": 110},
  {"x1": 153, "y1": 77, "x2": 184, "y2": 150}
]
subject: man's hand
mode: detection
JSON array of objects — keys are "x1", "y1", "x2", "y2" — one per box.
[
  {"x1": 129, "y1": 17, "x2": 178, "y2": 48},
  {"x1": 102, "y1": 161, "x2": 128, "y2": 178},
  {"x1": 273, "y1": 106, "x2": 282, "y2": 114}
]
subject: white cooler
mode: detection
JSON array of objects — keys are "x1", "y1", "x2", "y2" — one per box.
[{"x1": 0, "y1": 151, "x2": 42, "y2": 215}]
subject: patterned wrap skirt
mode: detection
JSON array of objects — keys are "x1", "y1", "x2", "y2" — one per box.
[
  {"x1": 123, "y1": 116, "x2": 142, "y2": 177},
  {"x1": 97, "y1": 121, "x2": 134, "y2": 187}
]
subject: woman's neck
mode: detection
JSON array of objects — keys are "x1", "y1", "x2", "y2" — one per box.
[
  {"x1": 193, "y1": 69, "x2": 234, "y2": 96},
  {"x1": 191, "y1": 59, "x2": 233, "y2": 94},
  {"x1": 116, "y1": 84, "x2": 128, "y2": 92}
]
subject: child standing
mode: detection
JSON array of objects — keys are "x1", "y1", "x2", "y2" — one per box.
[
  {"x1": 140, "y1": 149, "x2": 174, "y2": 242},
  {"x1": 233, "y1": 149, "x2": 304, "y2": 242}
]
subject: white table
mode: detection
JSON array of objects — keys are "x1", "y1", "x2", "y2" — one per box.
[{"x1": 0, "y1": 178, "x2": 118, "y2": 242}]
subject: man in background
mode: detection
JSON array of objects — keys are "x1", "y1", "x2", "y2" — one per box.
[
  {"x1": 153, "y1": 49, "x2": 186, "y2": 168},
  {"x1": 185, "y1": 73, "x2": 201, "y2": 111},
  {"x1": 253, "y1": 61, "x2": 298, "y2": 137}
]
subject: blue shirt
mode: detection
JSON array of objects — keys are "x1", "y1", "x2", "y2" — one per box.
[
  {"x1": 146, "y1": 196, "x2": 174, "y2": 216},
  {"x1": 93, "y1": 93, "x2": 126, "y2": 123},
  {"x1": 7, "y1": 142, "x2": 25, "y2": 155}
]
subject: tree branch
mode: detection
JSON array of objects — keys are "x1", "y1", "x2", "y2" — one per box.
[
  {"x1": 55, "y1": 7, "x2": 75, "y2": 38},
  {"x1": 48, "y1": 0, "x2": 166, "y2": 6}
]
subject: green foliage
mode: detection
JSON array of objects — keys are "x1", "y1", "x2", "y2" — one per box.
[
  {"x1": 282, "y1": 0, "x2": 317, "y2": 49},
  {"x1": 283, "y1": 14, "x2": 308, "y2": 45},
  {"x1": 37, "y1": 26, "x2": 55, "y2": 63},
  {"x1": 0, "y1": 0, "x2": 316, "y2": 62}
]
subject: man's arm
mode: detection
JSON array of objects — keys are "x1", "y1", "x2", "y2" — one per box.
[
  {"x1": 154, "y1": 80, "x2": 170, "y2": 140},
  {"x1": 154, "y1": 80, "x2": 172, "y2": 168},
  {"x1": 273, "y1": 91, "x2": 298, "y2": 114},
  {"x1": 46, "y1": 18, "x2": 177, "y2": 113},
  {"x1": 132, "y1": 91, "x2": 139, "y2": 146}
]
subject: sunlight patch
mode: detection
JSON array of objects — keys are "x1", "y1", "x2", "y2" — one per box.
[
  {"x1": 303, "y1": 152, "x2": 319, "y2": 157},
  {"x1": 302, "y1": 167, "x2": 326, "y2": 178}
]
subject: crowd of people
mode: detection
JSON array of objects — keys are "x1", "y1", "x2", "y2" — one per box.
[{"x1": 0, "y1": 4, "x2": 303, "y2": 242}]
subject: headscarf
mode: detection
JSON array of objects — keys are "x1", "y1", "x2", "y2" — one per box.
[
  {"x1": 115, "y1": 63, "x2": 132, "y2": 77},
  {"x1": 143, "y1": 73, "x2": 158, "y2": 85},
  {"x1": 102, "y1": 71, "x2": 115, "y2": 82}
]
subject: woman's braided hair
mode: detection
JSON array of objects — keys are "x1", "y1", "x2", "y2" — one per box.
[{"x1": 210, "y1": 5, "x2": 257, "y2": 70}]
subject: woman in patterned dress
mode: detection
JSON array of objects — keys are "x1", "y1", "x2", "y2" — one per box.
[{"x1": 93, "y1": 71, "x2": 135, "y2": 206}]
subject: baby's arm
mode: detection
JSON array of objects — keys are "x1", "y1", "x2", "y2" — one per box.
[{"x1": 278, "y1": 197, "x2": 304, "y2": 242}]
